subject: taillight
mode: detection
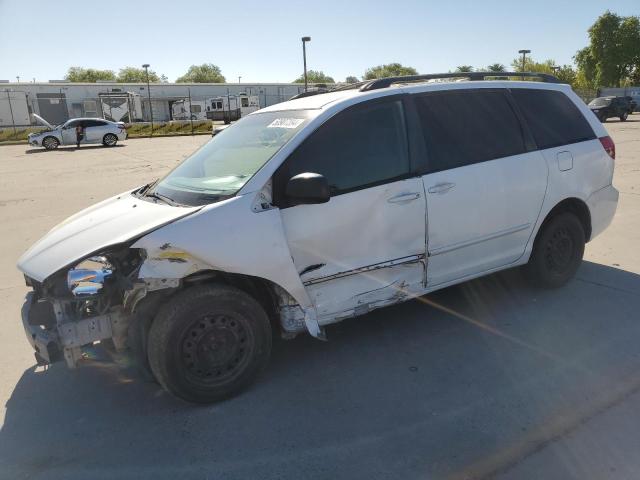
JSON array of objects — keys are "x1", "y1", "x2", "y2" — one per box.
[{"x1": 599, "y1": 136, "x2": 615, "y2": 160}]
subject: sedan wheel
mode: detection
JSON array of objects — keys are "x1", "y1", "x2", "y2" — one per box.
[
  {"x1": 103, "y1": 133, "x2": 118, "y2": 146},
  {"x1": 42, "y1": 136, "x2": 59, "y2": 150}
]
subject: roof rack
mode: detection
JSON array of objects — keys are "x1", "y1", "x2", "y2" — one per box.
[{"x1": 359, "y1": 71, "x2": 561, "y2": 92}]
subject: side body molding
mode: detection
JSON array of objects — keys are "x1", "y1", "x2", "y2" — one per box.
[{"x1": 132, "y1": 195, "x2": 323, "y2": 338}]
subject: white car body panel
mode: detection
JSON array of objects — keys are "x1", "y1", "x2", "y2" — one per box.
[
  {"x1": 423, "y1": 150, "x2": 548, "y2": 286},
  {"x1": 17, "y1": 192, "x2": 200, "y2": 282},
  {"x1": 131, "y1": 195, "x2": 322, "y2": 336}
]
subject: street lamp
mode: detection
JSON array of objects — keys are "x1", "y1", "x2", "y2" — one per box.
[
  {"x1": 301, "y1": 36, "x2": 311, "y2": 92},
  {"x1": 16, "y1": 76, "x2": 20, "y2": 83},
  {"x1": 142, "y1": 63, "x2": 153, "y2": 135},
  {"x1": 518, "y1": 49, "x2": 531, "y2": 72},
  {"x1": 238, "y1": 76, "x2": 242, "y2": 83}
]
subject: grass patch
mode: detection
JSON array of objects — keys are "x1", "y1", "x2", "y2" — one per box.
[
  {"x1": 0, "y1": 127, "x2": 48, "y2": 142},
  {"x1": 126, "y1": 121, "x2": 213, "y2": 137}
]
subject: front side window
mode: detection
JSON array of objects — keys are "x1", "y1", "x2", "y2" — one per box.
[
  {"x1": 150, "y1": 111, "x2": 314, "y2": 206},
  {"x1": 511, "y1": 89, "x2": 596, "y2": 149},
  {"x1": 416, "y1": 89, "x2": 527, "y2": 173},
  {"x1": 279, "y1": 99, "x2": 409, "y2": 199}
]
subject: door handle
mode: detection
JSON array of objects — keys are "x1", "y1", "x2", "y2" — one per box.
[
  {"x1": 387, "y1": 192, "x2": 421, "y2": 204},
  {"x1": 428, "y1": 182, "x2": 455, "y2": 194}
]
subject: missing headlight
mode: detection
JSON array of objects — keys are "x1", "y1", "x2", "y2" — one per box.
[{"x1": 66, "y1": 256, "x2": 114, "y2": 297}]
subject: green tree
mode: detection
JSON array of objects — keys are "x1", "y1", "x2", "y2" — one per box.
[
  {"x1": 508, "y1": 57, "x2": 578, "y2": 86},
  {"x1": 455, "y1": 65, "x2": 474, "y2": 72},
  {"x1": 487, "y1": 63, "x2": 506, "y2": 72},
  {"x1": 574, "y1": 11, "x2": 640, "y2": 87},
  {"x1": 345, "y1": 75, "x2": 359, "y2": 83},
  {"x1": 554, "y1": 65, "x2": 578, "y2": 85},
  {"x1": 176, "y1": 64, "x2": 226, "y2": 83},
  {"x1": 363, "y1": 63, "x2": 418, "y2": 79},
  {"x1": 117, "y1": 67, "x2": 160, "y2": 83},
  {"x1": 65, "y1": 67, "x2": 116, "y2": 82},
  {"x1": 293, "y1": 70, "x2": 335, "y2": 83}
]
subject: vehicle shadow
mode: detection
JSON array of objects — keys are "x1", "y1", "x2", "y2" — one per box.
[
  {"x1": 1, "y1": 261, "x2": 640, "y2": 479},
  {"x1": 25, "y1": 145, "x2": 125, "y2": 154}
]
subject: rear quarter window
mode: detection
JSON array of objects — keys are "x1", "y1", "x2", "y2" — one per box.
[
  {"x1": 415, "y1": 89, "x2": 527, "y2": 173},
  {"x1": 511, "y1": 89, "x2": 596, "y2": 149}
]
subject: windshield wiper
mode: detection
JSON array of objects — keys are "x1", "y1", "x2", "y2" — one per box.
[
  {"x1": 145, "y1": 191, "x2": 180, "y2": 206},
  {"x1": 138, "y1": 178, "x2": 159, "y2": 196}
]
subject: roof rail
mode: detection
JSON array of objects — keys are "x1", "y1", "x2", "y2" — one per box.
[{"x1": 359, "y1": 71, "x2": 561, "y2": 92}]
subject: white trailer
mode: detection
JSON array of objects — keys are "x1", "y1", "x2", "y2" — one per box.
[
  {"x1": 98, "y1": 92, "x2": 144, "y2": 123},
  {"x1": 205, "y1": 93, "x2": 260, "y2": 123},
  {"x1": 0, "y1": 90, "x2": 31, "y2": 127},
  {"x1": 171, "y1": 99, "x2": 207, "y2": 121}
]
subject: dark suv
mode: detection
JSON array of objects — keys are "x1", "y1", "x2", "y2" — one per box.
[{"x1": 588, "y1": 96, "x2": 630, "y2": 122}]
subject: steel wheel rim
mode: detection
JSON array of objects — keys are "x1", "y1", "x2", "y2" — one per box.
[
  {"x1": 179, "y1": 313, "x2": 253, "y2": 386},
  {"x1": 544, "y1": 228, "x2": 574, "y2": 274}
]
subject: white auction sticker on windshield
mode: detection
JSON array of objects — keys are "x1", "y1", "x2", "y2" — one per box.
[{"x1": 267, "y1": 118, "x2": 304, "y2": 129}]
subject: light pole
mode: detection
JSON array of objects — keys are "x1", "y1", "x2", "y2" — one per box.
[
  {"x1": 142, "y1": 63, "x2": 153, "y2": 135},
  {"x1": 16, "y1": 76, "x2": 20, "y2": 83},
  {"x1": 238, "y1": 76, "x2": 242, "y2": 83},
  {"x1": 301, "y1": 36, "x2": 311, "y2": 92},
  {"x1": 5, "y1": 89, "x2": 16, "y2": 134},
  {"x1": 518, "y1": 49, "x2": 531, "y2": 72}
]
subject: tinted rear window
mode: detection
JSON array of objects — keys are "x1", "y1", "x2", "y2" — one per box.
[
  {"x1": 511, "y1": 89, "x2": 595, "y2": 149},
  {"x1": 415, "y1": 89, "x2": 527, "y2": 173}
]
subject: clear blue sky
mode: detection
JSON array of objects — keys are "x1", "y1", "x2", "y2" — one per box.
[{"x1": 0, "y1": 0, "x2": 637, "y2": 83}]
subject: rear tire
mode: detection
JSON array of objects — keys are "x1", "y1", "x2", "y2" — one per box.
[
  {"x1": 42, "y1": 136, "x2": 59, "y2": 150},
  {"x1": 147, "y1": 284, "x2": 272, "y2": 403},
  {"x1": 620, "y1": 112, "x2": 628, "y2": 122},
  {"x1": 103, "y1": 133, "x2": 118, "y2": 146},
  {"x1": 524, "y1": 212, "x2": 585, "y2": 289}
]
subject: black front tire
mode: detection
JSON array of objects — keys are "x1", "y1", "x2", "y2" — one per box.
[
  {"x1": 620, "y1": 112, "x2": 628, "y2": 122},
  {"x1": 147, "y1": 284, "x2": 272, "y2": 403},
  {"x1": 524, "y1": 212, "x2": 585, "y2": 289}
]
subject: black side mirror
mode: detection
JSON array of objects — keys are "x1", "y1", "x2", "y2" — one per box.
[{"x1": 285, "y1": 173, "x2": 330, "y2": 206}]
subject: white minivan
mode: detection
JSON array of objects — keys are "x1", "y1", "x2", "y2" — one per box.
[{"x1": 18, "y1": 73, "x2": 618, "y2": 403}]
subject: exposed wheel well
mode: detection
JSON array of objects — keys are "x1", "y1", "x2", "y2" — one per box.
[
  {"x1": 134, "y1": 270, "x2": 282, "y2": 335},
  {"x1": 539, "y1": 198, "x2": 592, "y2": 243}
]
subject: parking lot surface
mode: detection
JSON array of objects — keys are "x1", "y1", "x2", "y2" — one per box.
[{"x1": 0, "y1": 120, "x2": 639, "y2": 480}]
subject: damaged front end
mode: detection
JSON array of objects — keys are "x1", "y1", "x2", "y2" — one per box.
[{"x1": 22, "y1": 246, "x2": 144, "y2": 368}]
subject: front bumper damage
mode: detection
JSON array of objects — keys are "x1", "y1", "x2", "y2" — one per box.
[{"x1": 21, "y1": 291, "x2": 129, "y2": 368}]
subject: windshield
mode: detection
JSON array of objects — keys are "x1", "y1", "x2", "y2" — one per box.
[
  {"x1": 150, "y1": 110, "x2": 314, "y2": 206},
  {"x1": 589, "y1": 97, "x2": 612, "y2": 107}
]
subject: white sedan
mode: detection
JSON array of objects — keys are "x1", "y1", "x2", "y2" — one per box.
[{"x1": 28, "y1": 115, "x2": 127, "y2": 150}]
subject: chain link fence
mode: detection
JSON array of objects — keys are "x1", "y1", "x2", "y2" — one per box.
[{"x1": 0, "y1": 85, "x2": 311, "y2": 142}]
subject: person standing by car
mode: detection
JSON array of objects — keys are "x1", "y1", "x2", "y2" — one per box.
[{"x1": 75, "y1": 123, "x2": 84, "y2": 148}]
